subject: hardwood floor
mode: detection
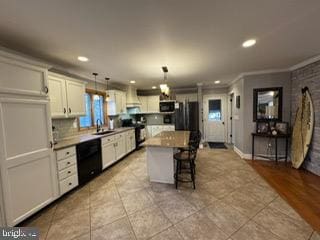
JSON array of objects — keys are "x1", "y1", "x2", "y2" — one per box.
[{"x1": 247, "y1": 160, "x2": 320, "y2": 232}]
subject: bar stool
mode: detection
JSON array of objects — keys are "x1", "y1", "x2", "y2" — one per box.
[{"x1": 174, "y1": 143, "x2": 197, "y2": 189}]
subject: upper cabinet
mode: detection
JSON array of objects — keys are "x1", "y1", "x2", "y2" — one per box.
[
  {"x1": 0, "y1": 51, "x2": 48, "y2": 97},
  {"x1": 107, "y1": 90, "x2": 126, "y2": 116},
  {"x1": 138, "y1": 95, "x2": 160, "y2": 113},
  {"x1": 48, "y1": 73, "x2": 86, "y2": 118}
]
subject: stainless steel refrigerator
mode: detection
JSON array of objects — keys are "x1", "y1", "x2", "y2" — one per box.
[{"x1": 174, "y1": 100, "x2": 199, "y2": 131}]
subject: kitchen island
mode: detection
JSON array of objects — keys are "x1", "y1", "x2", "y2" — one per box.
[{"x1": 143, "y1": 131, "x2": 190, "y2": 184}]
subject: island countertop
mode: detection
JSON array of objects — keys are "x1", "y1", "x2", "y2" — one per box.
[{"x1": 143, "y1": 130, "x2": 190, "y2": 148}]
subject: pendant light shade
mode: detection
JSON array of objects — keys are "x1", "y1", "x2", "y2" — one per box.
[
  {"x1": 92, "y1": 73, "x2": 100, "y2": 100},
  {"x1": 160, "y1": 66, "x2": 170, "y2": 97},
  {"x1": 105, "y1": 77, "x2": 110, "y2": 102}
]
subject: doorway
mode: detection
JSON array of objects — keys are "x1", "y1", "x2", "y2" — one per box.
[{"x1": 203, "y1": 94, "x2": 227, "y2": 143}]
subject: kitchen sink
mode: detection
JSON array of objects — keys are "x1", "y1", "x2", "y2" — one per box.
[{"x1": 93, "y1": 130, "x2": 115, "y2": 135}]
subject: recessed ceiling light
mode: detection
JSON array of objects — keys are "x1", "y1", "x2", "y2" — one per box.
[
  {"x1": 130, "y1": 80, "x2": 136, "y2": 84},
  {"x1": 242, "y1": 39, "x2": 256, "y2": 48},
  {"x1": 77, "y1": 56, "x2": 89, "y2": 62},
  {"x1": 152, "y1": 86, "x2": 157, "y2": 89},
  {"x1": 214, "y1": 80, "x2": 221, "y2": 84}
]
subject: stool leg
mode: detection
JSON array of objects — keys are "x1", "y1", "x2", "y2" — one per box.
[
  {"x1": 175, "y1": 160, "x2": 179, "y2": 189},
  {"x1": 190, "y1": 160, "x2": 195, "y2": 189}
]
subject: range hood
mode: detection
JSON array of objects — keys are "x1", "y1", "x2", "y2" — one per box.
[{"x1": 126, "y1": 85, "x2": 141, "y2": 107}]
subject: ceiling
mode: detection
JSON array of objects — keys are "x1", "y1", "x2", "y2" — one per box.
[{"x1": 0, "y1": 0, "x2": 320, "y2": 89}]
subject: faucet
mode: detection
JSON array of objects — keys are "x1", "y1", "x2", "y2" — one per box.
[{"x1": 96, "y1": 119, "x2": 103, "y2": 132}]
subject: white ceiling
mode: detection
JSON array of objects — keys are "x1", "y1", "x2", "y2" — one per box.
[{"x1": 0, "y1": 0, "x2": 320, "y2": 89}]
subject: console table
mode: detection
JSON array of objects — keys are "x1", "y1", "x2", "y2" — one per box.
[{"x1": 251, "y1": 133, "x2": 290, "y2": 163}]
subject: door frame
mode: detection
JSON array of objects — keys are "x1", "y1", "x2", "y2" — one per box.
[{"x1": 203, "y1": 94, "x2": 228, "y2": 143}]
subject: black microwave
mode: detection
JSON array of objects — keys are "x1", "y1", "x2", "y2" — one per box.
[{"x1": 159, "y1": 101, "x2": 175, "y2": 112}]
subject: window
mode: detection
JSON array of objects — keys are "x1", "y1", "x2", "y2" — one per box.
[
  {"x1": 79, "y1": 91, "x2": 105, "y2": 128},
  {"x1": 208, "y1": 99, "x2": 221, "y2": 121}
]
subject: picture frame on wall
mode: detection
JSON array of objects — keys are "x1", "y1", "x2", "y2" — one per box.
[
  {"x1": 275, "y1": 122, "x2": 289, "y2": 135},
  {"x1": 256, "y1": 121, "x2": 270, "y2": 134}
]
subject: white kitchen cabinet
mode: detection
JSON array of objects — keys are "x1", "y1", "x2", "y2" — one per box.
[
  {"x1": 48, "y1": 74, "x2": 68, "y2": 118},
  {"x1": 0, "y1": 97, "x2": 58, "y2": 226},
  {"x1": 65, "y1": 79, "x2": 86, "y2": 117},
  {"x1": 48, "y1": 73, "x2": 86, "y2": 118},
  {"x1": 126, "y1": 130, "x2": 136, "y2": 153},
  {"x1": 137, "y1": 95, "x2": 159, "y2": 113},
  {"x1": 102, "y1": 141, "x2": 116, "y2": 169},
  {"x1": 107, "y1": 90, "x2": 126, "y2": 115},
  {"x1": 138, "y1": 96, "x2": 148, "y2": 113},
  {"x1": 147, "y1": 95, "x2": 160, "y2": 112},
  {"x1": 115, "y1": 133, "x2": 126, "y2": 160},
  {"x1": 146, "y1": 125, "x2": 175, "y2": 138},
  {"x1": 0, "y1": 51, "x2": 48, "y2": 97}
]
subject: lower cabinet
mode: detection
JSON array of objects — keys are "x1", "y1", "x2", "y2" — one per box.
[
  {"x1": 115, "y1": 133, "x2": 126, "y2": 160},
  {"x1": 102, "y1": 141, "x2": 116, "y2": 170},
  {"x1": 55, "y1": 146, "x2": 79, "y2": 196},
  {"x1": 101, "y1": 130, "x2": 135, "y2": 170}
]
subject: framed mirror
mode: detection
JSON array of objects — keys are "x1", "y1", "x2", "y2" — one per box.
[{"x1": 253, "y1": 87, "x2": 282, "y2": 121}]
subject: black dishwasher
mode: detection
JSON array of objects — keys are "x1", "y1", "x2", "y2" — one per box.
[{"x1": 76, "y1": 139, "x2": 102, "y2": 185}]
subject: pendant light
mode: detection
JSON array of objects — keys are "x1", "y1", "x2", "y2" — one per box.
[
  {"x1": 105, "y1": 77, "x2": 110, "y2": 102},
  {"x1": 93, "y1": 73, "x2": 100, "y2": 100},
  {"x1": 160, "y1": 66, "x2": 170, "y2": 97}
]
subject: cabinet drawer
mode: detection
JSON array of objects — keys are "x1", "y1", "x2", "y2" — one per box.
[
  {"x1": 59, "y1": 174, "x2": 78, "y2": 195},
  {"x1": 57, "y1": 155, "x2": 76, "y2": 171},
  {"x1": 101, "y1": 135, "x2": 115, "y2": 145},
  {"x1": 58, "y1": 164, "x2": 77, "y2": 181},
  {"x1": 114, "y1": 133, "x2": 124, "y2": 139},
  {"x1": 56, "y1": 146, "x2": 76, "y2": 161}
]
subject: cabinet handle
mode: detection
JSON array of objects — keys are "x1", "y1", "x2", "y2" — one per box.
[
  {"x1": 68, "y1": 182, "x2": 72, "y2": 186},
  {"x1": 49, "y1": 141, "x2": 53, "y2": 149},
  {"x1": 44, "y1": 86, "x2": 49, "y2": 94},
  {"x1": 68, "y1": 108, "x2": 72, "y2": 114},
  {"x1": 64, "y1": 108, "x2": 66, "y2": 114},
  {"x1": 67, "y1": 162, "x2": 70, "y2": 165},
  {"x1": 66, "y1": 152, "x2": 69, "y2": 155},
  {"x1": 67, "y1": 171, "x2": 71, "y2": 174}
]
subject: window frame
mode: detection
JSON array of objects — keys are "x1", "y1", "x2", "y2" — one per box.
[{"x1": 78, "y1": 89, "x2": 108, "y2": 130}]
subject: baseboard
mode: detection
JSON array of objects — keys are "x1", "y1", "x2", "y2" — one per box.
[{"x1": 233, "y1": 146, "x2": 290, "y2": 161}]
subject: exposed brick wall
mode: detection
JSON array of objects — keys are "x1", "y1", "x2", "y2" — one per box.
[{"x1": 291, "y1": 61, "x2": 320, "y2": 176}]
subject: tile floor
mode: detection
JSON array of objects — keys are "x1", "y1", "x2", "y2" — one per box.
[{"x1": 21, "y1": 147, "x2": 319, "y2": 240}]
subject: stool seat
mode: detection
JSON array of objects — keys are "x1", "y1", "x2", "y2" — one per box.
[{"x1": 174, "y1": 151, "x2": 196, "y2": 161}]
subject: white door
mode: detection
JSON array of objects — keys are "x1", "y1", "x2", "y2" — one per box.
[
  {"x1": 102, "y1": 142, "x2": 116, "y2": 169},
  {"x1": 65, "y1": 80, "x2": 86, "y2": 117},
  {"x1": 48, "y1": 75, "x2": 68, "y2": 118},
  {"x1": 203, "y1": 94, "x2": 227, "y2": 142},
  {"x1": 115, "y1": 135, "x2": 126, "y2": 160},
  {"x1": 0, "y1": 97, "x2": 58, "y2": 226}
]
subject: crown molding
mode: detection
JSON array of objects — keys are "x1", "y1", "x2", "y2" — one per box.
[{"x1": 289, "y1": 54, "x2": 320, "y2": 71}]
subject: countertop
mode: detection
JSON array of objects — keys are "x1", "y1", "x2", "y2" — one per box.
[
  {"x1": 54, "y1": 127, "x2": 134, "y2": 150},
  {"x1": 143, "y1": 130, "x2": 190, "y2": 148}
]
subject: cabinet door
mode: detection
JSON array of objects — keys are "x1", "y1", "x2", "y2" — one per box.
[
  {"x1": 0, "y1": 55, "x2": 48, "y2": 97},
  {"x1": 115, "y1": 135, "x2": 126, "y2": 160},
  {"x1": 126, "y1": 134, "x2": 131, "y2": 154},
  {"x1": 121, "y1": 92, "x2": 127, "y2": 114},
  {"x1": 48, "y1": 75, "x2": 68, "y2": 118},
  {"x1": 65, "y1": 80, "x2": 86, "y2": 117},
  {"x1": 130, "y1": 133, "x2": 136, "y2": 151},
  {"x1": 138, "y1": 96, "x2": 148, "y2": 113},
  {"x1": 147, "y1": 96, "x2": 160, "y2": 112},
  {"x1": 0, "y1": 97, "x2": 58, "y2": 226},
  {"x1": 102, "y1": 142, "x2": 116, "y2": 169},
  {"x1": 114, "y1": 92, "x2": 121, "y2": 115}
]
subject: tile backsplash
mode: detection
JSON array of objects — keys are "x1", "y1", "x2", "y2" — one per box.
[{"x1": 52, "y1": 118, "x2": 90, "y2": 140}]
